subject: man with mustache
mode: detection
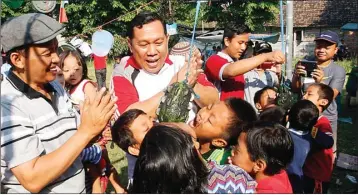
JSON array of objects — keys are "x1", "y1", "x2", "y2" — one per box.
[
  {"x1": 291, "y1": 30, "x2": 346, "y2": 160},
  {"x1": 1, "y1": 13, "x2": 116, "y2": 193},
  {"x1": 111, "y1": 11, "x2": 219, "y2": 122}
]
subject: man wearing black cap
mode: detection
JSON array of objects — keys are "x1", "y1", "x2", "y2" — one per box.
[
  {"x1": 1, "y1": 13, "x2": 116, "y2": 193},
  {"x1": 292, "y1": 30, "x2": 346, "y2": 160}
]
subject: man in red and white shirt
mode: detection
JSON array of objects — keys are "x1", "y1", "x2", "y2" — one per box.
[
  {"x1": 205, "y1": 24, "x2": 285, "y2": 100},
  {"x1": 110, "y1": 11, "x2": 218, "y2": 121}
]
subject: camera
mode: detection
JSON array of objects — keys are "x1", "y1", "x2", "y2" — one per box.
[{"x1": 299, "y1": 60, "x2": 317, "y2": 77}]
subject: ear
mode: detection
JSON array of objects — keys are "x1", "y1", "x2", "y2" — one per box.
[
  {"x1": 224, "y1": 37, "x2": 231, "y2": 48},
  {"x1": 253, "y1": 159, "x2": 267, "y2": 174},
  {"x1": 318, "y1": 98, "x2": 329, "y2": 107},
  {"x1": 211, "y1": 138, "x2": 227, "y2": 148},
  {"x1": 128, "y1": 145, "x2": 140, "y2": 156},
  {"x1": 9, "y1": 52, "x2": 25, "y2": 69},
  {"x1": 127, "y1": 38, "x2": 133, "y2": 53},
  {"x1": 255, "y1": 103, "x2": 262, "y2": 111},
  {"x1": 334, "y1": 46, "x2": 338, "y2": 54}
]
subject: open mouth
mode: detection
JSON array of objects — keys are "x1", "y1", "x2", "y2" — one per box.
[
  {"x1": 48, "y1": 66, "x2": 57, "y2": 73},
  {"x1": 146, "y1": 59, "x2": 159, "y2": 68}
]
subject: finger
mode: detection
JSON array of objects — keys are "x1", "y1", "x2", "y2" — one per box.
[
  {"x1": 80, "y1": 96, "x2": 90, "y2": 113},
  {"x1": 104, "y1": 105, "x2": 117, "y2": 123},
  {"x1": 93, "y1": 87, "x2": 107, "y2": 107},
  {"x1": 102, "y1": 98, "x2": 117, "y2": 117},
  {"x1": 296, "y1": 65, "x2": 305, "y2": 70},
  {"x1": 98, "y1": 90, "x2": 113, "y2": 111}
]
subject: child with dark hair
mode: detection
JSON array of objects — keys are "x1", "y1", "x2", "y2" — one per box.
[
  {"x1": 286, "y1": 100, "x2": 319, "y2": 193},
  {"x1": 190, "y1": 98, "x2": 257, "y2": 165},
  {"x1": 111, "y1": 109, "x2": 154, "y2": 188},
  {"x1": 302, "y1": 83, "x2": 335, "y2": 193},
  {"x1": 258, "y1": 106, "x2": 286, "y2": 125},
  {"x1": 230, "y1": 121, "x2": 294, "y2": 193},
  {"x1": 254, "y1": 86, "x2": 278, "y2": 112},
  {"x1": 131, "y1": 124, "x2": 208, "y2": 193}
]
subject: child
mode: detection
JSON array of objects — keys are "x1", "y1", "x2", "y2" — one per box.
[
  {"x1": 244, "y1": 42, "x2": 281, "y2": 112},
  {"x1": 286, "y1": 100, "x2": 319, "y2": 193},
  {"x1": 190, "y1": 98, "x2": 257, "y2": 165},
  {"x1": 59, "y1": 50, "x2": 97, "y2": 112},
  {"x1": 59, "y1": 50, "x2": 122, "y2": 193},
  {"x1": 230, "y1": 121, "x2": 294, "y2": 193},
  {"x1": 111, "y1": 109, "x2": 154, "y2": 189},
  {"x1": 302, "y1": 83, "x2": 335, "y2": 193},
  {"x1": 258, "y1": 106, "x2": 286, "y2": 124},
  {"x1": 254, "y1": 86, "x2": 278, "y2": 113}
]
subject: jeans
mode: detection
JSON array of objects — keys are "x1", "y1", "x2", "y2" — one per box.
[{"x1": 95, "y1": 68, "x2": 106, "y2": 89}]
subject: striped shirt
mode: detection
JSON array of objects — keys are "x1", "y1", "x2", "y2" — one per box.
[{"x1": 1, "y1": 71, "x2": 85, "y2": 193}]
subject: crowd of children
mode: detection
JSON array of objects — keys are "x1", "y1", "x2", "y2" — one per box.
[{"x1": 51, "y1": 45, "x2": 336, "y2": 194}]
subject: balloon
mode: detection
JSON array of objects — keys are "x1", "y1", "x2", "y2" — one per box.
[
  {"x1": 3, "y1": 0, "x2": 24, "y2": 9},
  {"x1": 91, "y1": 30, "x2": 114, "y2": 57}
]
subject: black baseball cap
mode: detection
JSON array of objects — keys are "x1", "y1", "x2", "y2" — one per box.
[{"x1": 314, "y1": 30, "x2": 339, "y2": 45}]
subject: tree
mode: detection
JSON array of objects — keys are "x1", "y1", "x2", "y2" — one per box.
[{"x1": 203, "y1": 0, "x2": 280, "y2": 31}]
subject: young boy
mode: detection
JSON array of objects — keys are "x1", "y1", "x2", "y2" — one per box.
[
  {"x1": 190, "y1": 98, "x2": 258, "y2": 165},
  {"x1": 111, "y1": 109, "x2": 154, "y2": 189},
  {"x1": 286, "y1": 100, "x2": 319, "y2": 193},
  {"x1": 230, "y1": 121, "x2": 294, "y2": 193},
  {"x1": 254, "y1": 86, "x2": 278, "y2": 113},
  {"x1": 302, "y1": 83, "x2": 335, "y2": 193}
]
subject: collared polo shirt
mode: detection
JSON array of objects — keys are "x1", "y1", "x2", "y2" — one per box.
[
  {"x1": 205, "y1": 51, "x2": 246, "y2": 100},
  {"x1": 110, "y1": 55, "x2": 215, "y2": 122},
  {"x1": 1, "y1": 71, "x2": 85, "y2": 193}
]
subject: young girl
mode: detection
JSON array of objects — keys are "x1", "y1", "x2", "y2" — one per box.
[
  {"x1": 59, "y1": 50, "x2": 123, "y2": 193},
  {"x1": 59, "y1": 50, "x2": 97, "y2": 111}
]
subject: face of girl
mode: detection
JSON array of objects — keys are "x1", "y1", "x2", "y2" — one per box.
[{"x1": 62, "y1": 54, "x2": 84, "y2": 86}]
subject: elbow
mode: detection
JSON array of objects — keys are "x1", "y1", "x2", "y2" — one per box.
[{"x1": 22, "y1": 182, "x2": 43, "y2": 193}]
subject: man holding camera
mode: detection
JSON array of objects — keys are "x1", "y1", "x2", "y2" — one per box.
[{"x1": 291, "y1": 30, "x2": 346, "y2": 159}]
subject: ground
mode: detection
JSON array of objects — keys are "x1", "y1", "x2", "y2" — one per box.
[{"x1": 86, "y1": 58, "x2": 358, "y2": 193}]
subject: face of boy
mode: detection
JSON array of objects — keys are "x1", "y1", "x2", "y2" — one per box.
[
  {"x1": 224, "y1": 33, "x2": 250, "y2": 59},
  {"x1": 231, "y1": 133, "x2": 256, "y2": 174},
  {"x1": 256, "y1": 89, "x2": 277, "y2": 111},
  {"x1": 302, "y1": 85, "x2": 326, "y2": 113},
  {"x1": 130, "y1": 114, "x2": 154, "y2": 146},
  {"x1": 190, "y1": 101, "x2": 232, "y2": 142}
]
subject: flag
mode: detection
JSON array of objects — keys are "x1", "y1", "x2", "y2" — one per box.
[{"x1": 59, "y1": 0, "x2": 69, "y2": 23}]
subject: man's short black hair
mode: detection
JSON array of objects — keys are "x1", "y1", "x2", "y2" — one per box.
[
  {"x1": 288, "y1": 100, "x2": 319, "y2": 132},
  {"x1": 308, "y1": 83, "x2": 334, "y2": 111},
  {"x1": 111, "y1": 109, "x2": 146, "y2": 152},
  {"x1": 240, "y1": 121, "x2": 294, "y2": 176},
  {"x1": 222, "y1": 23, "x2": 251, "y2": 46},
  {"x1": 254, "y1": 86, "x2": 276, "y2": 104},
  {"x1": 127, "y1": 11, "x2": 166, "y2": 39},
  {"x1": 224, "y1": 98, "x2": 258, "y2": 145}
]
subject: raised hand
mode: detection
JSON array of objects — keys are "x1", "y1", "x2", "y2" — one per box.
[{"x1": 78, "y1": 87, "x2": 117, "y2": 139}]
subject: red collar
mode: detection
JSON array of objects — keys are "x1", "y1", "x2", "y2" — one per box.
[{"x1": 125, "y1": 55, "x2": 173, "y2": 69}]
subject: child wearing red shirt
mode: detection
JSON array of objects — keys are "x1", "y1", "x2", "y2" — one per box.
[
  {"x1": 230, "y1": 122, "x2": 294, "y2": 193},
  {"x1": 302, "y1": 83, "x2": 335, "y2": 193}
]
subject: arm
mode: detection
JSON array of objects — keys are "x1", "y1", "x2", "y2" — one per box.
[
  {"x1": 11, "y1": 130, "x2": 93, "y2": 193},
  {"x1": 329, "y1": 66, "x2": 346, "y2": 99},
  {"x1": 4, "y1": 88, "x2": 116, "y2": 193},
  {"x1": 311, "y1": 121, "x2": 334, "y2": 149},
  {"x1": 126, "y1": 91, "x2": 165, "y2": 119},
  {"x1": 223, "y1": 51, "x2": 285, "y2": 79},
  {"x1": 83, "y1": 81, "x2": 97, "y2": 100},
  {"x1": 193, "y1": 73, "x2": 219, "y2": 108}
]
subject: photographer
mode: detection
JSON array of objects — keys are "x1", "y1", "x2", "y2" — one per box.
[{"x1": 291, "y1": 30, "x2": 346, "y2": 159}]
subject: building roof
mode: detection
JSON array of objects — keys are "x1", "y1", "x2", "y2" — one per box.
[{"x1": 266, "y1": 0, "x2": 358, "y2": 28}]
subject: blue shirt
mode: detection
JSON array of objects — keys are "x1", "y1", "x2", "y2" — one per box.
[{"x1": 287, "y1": 129, "x2": 311, "y2": 193}]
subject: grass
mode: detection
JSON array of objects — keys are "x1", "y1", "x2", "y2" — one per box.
[{"x1": 86, "y1": 59, "x2": 114, "y2": 88}]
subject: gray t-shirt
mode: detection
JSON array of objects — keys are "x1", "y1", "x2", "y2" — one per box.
[
  {"x1": 244, "y1": 69, "x2": 278, "y2": 113},
  {"x1": 303, "y1": 60, "x2": 346, "y2": 122}
]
